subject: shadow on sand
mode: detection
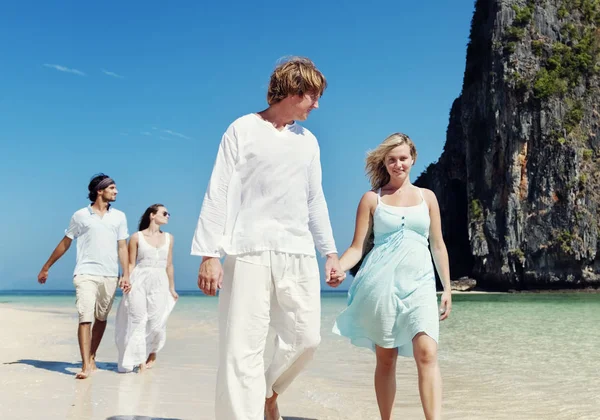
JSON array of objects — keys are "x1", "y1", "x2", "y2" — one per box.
[
  {"x1": 283, "y1": 418, "x2": 319, "y2": 420},
  {"x1": 106, "y1": 417, "x2": 182, "y2": 420},
  {"x1": 4, "y1": 359, "x2": 118, "y2": 376},
  {"x1": 106, "y1": 417, "x2": 317, "y2": 420}
]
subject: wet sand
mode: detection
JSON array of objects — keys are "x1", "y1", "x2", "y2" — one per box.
[{"x1": 2, "y1": 293, "x2": 599, "y2": 419}]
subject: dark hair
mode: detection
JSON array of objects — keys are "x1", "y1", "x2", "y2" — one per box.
[
  {"x1": 138, "y1": 204, "x2": 164, "y2": 231},
  {"x1": 87, "y1": 173, "x2": 111, "y2": 203}
]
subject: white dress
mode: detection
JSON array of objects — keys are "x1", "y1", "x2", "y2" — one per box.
[{"x1": 115, "y1": 231, "x2": 176, "y2": 373}]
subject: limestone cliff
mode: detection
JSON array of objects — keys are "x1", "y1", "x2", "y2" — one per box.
[{"x1": 415, "y1": 0, "x2": 600, "y2": 289}]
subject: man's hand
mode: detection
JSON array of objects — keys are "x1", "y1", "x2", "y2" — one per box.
[
  {"x1": 198, "y1": 257, "x2": 223, "y2": 296},
  {"x1": 119, "y1": 275, "x2": 131, "y2": 294},
  {"x1": 37, "y1": 268, "x2": 49, "y2": 284},
  {"x1": 325, "y1": 254, "x2": 346, "y2": 288},
  {"x1": 37, "y1": 236, "x2": 72, "y2": 286}
]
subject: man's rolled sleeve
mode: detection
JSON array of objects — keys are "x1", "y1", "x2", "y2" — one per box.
[
  {"x1": 117, "y1": 214, "x2": 129, "y2": 241},
  {"x1": 65, "y1": 214, "x2": 81, "y2": 239}
]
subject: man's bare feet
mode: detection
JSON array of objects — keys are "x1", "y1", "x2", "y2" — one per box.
[
  {"x1": 138, "y1": 362, "x2": 147, "y2": 373},
  {"x1": 75, "y1": 367, "x2": 91, "y2": 379},
  {"x1": 145, "y1": 353, "x2": 157, "y2": 369},
  {"x1": 264, "y1": 392, "x2": 282, "y2": 420}
]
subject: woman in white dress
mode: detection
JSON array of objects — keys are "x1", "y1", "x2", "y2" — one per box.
[{"x1": 116, "y1": 203, "x2": 178, "y2": 373}]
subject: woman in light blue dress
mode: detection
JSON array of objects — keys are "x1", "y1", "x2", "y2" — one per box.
[{"x1": 332, "y1": 133, "x2": 452, "y2": 420}]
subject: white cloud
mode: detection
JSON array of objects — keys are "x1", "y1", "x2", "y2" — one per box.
[
  {"x1": 162, "y1": 129, "x2": 192, "y2": 140},
  {"x1": 43, "y1": 64, "x2": 86, "y2": 76},
  {"x1": 102, "y1": 69, "x2": 124, "y2": 79},
  {"x1": 122, "y1": 127, "x2": 192, "y2": 141}
]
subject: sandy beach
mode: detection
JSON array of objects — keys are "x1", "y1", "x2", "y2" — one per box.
[
  {"x1": 1, "y1": 294, "x2": 599, "y2": 419},
  {"x1": 1, "y1": 303, "x2": 357, "y2": 420}
]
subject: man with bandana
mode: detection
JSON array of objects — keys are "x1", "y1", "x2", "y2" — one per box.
[{"x1": 38, "y1": 173, "x2": 130, "y2": 379}]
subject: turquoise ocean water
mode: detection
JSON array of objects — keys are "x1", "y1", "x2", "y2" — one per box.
[{"x1": 2, "y1": 290, "x2": 599, "y2": 418}]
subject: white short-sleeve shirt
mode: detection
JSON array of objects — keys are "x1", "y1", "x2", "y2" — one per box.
[{"x1": 66, "y1": 206, "x2": 129, "y2": 277}]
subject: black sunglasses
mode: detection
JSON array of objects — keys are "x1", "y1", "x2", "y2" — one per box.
[{"x1": 162, "y1": 211, "x2": 170, "y2": 217}]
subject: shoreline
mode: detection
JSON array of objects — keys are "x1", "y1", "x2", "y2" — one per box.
[
  {"x1": 2, "y1": 293, "x2": 599, "y2": 419},
  {"x1": 453, "y1": 287, "x2": 600, "y2": 294},
  {"x1": 2, "y1": 287, "x2": 599, "y2": 295}
]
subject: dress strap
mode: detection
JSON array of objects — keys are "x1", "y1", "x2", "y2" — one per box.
[
  {"x1": 417, "y1": 188, "x2": 428, "y2": 208},
  {"x1": 377, "y1": 188, "x2": 381, "y2": 204}
]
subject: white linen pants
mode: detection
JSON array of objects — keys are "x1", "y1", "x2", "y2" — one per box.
[{"x1": 215, "y1": 251, "x2": 321, "y2": 420}]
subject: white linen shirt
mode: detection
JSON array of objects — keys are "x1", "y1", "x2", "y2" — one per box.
[
  {"x1": 66, "y1": 206, "x2": 129, "y2": 277},
  {"x1": 191, "y1": 113, "x2": 337, "y2": 258}
]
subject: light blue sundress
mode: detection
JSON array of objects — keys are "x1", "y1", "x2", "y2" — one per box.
[{"x1": 333, "y1": 187, "x2": 439, "y2": 357}]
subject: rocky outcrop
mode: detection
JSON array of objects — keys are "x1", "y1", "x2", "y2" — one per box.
[
  {"x1": 415, "y1": 0, "x2": 600, "y2": 290},
  {"x1": 451, "y1": 277, "x2": 478, "y2": 291}
]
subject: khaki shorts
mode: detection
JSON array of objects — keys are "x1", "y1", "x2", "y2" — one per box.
[{"x1": 73, "y1": 274, "x2": 118, "y2": 323}]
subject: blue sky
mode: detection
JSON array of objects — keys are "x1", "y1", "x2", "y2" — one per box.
[{"x1": 0, "y1": 0, "x2": 475, "y2": 291}]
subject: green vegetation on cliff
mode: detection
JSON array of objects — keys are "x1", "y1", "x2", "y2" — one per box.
[
  {"x1": 500, "y1": 0, "x2": 600, "y2": 100},
  {"x1": 418, "y1": 0, "x2": 600, "y2": 289}
]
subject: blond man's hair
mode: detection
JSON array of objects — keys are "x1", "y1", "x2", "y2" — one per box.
[
  {"x1": 267, "y1": 56, "x2": 327, "y2": 105},
  {"x1": 365, "y1": 133, "x2": 418, "y2": 190}
]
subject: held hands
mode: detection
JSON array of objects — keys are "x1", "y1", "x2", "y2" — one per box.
[
  {"x1": 439, "y1": 290, "x2": 452, "y2": 321},
  {"x1": 325, "y1": 254, "x2": 346, "y2": 288},
  {"x1": 119, "y1": 275, "x2": 132, "y2": 294},
  {"x1": 198, "y1": 257, "x2": 223, "y2": 296}
]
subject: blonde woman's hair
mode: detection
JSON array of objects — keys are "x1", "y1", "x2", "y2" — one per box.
[
  {"x1": 349, "y1": 133, "x2": 417, "y2": 277},
  {"x1": 267, "y1": 56, "x2": 327, "y2": 105},
  {"x1": 365, "y1": 133, "x2": 417, "y2": 190}
]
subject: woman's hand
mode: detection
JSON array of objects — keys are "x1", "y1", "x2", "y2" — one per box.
[
  {"x1": 170, "y1": 288, "x2": 179, "y2": 301},
  {"x1": 119, "y1": 275, "x2": 132, "y2": 294},
  {"x1": 439, "y1": 291, "x2": 452, "y2": 321}
]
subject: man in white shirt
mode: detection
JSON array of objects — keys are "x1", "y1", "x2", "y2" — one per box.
[
  {"x1": 192, "y1": 57, "x2": 345, "y2": 420},
  {"x1": 38, "y1": 174, "x2": 130, "y2": 379}
]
